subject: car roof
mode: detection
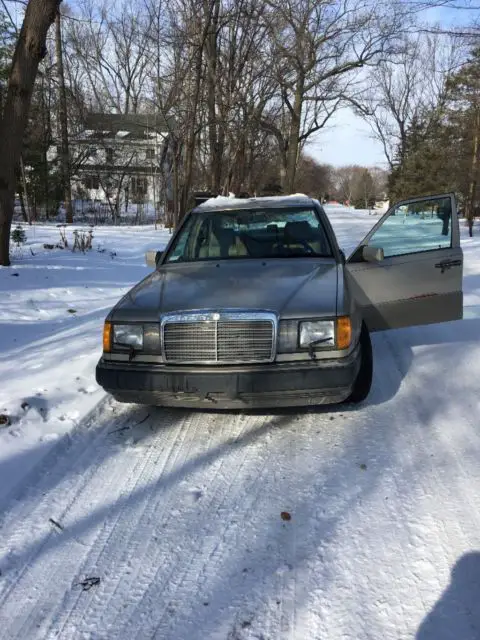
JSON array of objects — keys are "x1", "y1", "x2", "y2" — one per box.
[{"x1": 192, "y1": 194, "x2": 318, "y2": 213}]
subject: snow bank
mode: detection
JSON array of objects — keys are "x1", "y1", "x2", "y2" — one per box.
[{"x1": 0, "y1": 224, "x2": 170, "y2": 500}]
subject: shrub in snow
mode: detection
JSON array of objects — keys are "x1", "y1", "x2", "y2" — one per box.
[
  {"x1": 57, "y1": 225, "x2": 69, "y2": 248},
  {"x1": 11, "y1": 225, "x2": 26, "y2": 246},
  {"x1": 72, "y1": 229, "x2": 94, "y2": 252}
]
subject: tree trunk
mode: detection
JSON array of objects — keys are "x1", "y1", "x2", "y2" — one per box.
[
  {"x1": 205, "y1": 0, "x2": 221, "y2": 193},
  {"x1": 284, "y1": 75, "x2": 305, "y2": 193},
  {"x1": 18, "y1": 185, "x2": 28, "y2": 223},
  {"x1": 180, "y1": 34, "x2": 205, "y2": 218},
  {"x1": 172, "y1": 139, "x2": 180, "y2": 227},
  {"x1": 466, "y1": 111, "x2": 480, "y2": 237},
  {"x1": 40, "y1": 72, "x2": 50, "y2": 220},
  {"x1": 19, "y1": 155, "x2": 30, "y2": 224},
  {"x1": 0, "y1": 0, "x2": 61, "y2": 266},
  {"x1": 55, "y1": 9, "x2": 73, "y2": 224}
]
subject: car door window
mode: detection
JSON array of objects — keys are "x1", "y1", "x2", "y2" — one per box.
[{"x1": 368, "y1": 196, "x2": 452, "y2": 258}]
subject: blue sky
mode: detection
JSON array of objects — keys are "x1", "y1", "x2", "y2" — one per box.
[
  {"x1": 307, "y1": 109, "x2": 385, "y2": 168},
  {"x1": 309, "y1": 2, "x2": 473, "y2": 167}
]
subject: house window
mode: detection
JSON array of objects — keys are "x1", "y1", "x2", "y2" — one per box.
[
  {"x1": 146, "y1": 148, "x2": 155, "y2": 160},
  {"x1": 84, "y1": 175, "x2": 100, "y2": 190},
  {"x1": 106, "y1": 147, "x2": 114, "y2": 164},
  {"x1": 131, "y1": 176, "x2": 148, "y2": 197}
]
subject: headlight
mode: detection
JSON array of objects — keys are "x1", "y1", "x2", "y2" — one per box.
[
  {"x1": 113, "y1": 324, "x2": 143, "y2": 349},
  {"x1": 277, "y1": 317, "x2": 352, "y2": 353},
  {"x1": 299, "y1": 320, "x2": 335, "y2": 348}
]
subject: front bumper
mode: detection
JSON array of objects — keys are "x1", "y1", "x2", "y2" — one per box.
[{"x1": 96, "y1": 345, "x2": 361, "y2": 409}]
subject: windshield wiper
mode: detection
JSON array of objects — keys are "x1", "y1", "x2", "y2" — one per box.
[{"x1": 276, "y1": 252, "x2": 331, "y2": 258}]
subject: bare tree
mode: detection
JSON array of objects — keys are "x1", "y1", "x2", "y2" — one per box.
[
  {"x1": 66, "y1": 0, "x2": 155, "y2": 114},
  {"x1": 260, "y1": 0, "x2": 405, "y2": 192},
  {"x1": 208, "y1": 0, "x2": 273, "y2": 194},
  {"x1": 293, "y1": 153, "x2": 332, "y2": 197},
  {"x1": 333, "y1": 165, "x2": 364, "y2": 204},
  {"x1": 357, "y1": 32, "x2": 462, "y2": 169},
  {"x1": 0, "y1": 0, "x2": 61, "y2": 266}
]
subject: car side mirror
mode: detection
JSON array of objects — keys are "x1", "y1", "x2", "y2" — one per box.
[
  {"x1": 362, "y1": 245, "x2": 384, "y2": 263},
  {"x1": 145, "y1": 250, "x2": 163, "y2": 268}
]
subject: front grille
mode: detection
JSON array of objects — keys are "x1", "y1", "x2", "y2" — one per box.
[{"x1": 162, "y1": 313, "x2": 276, "y2": 364}]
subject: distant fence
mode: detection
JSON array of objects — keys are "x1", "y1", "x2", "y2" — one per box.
[{"x1": 13, "y1": 199, "x2": 166, "y2": 227}]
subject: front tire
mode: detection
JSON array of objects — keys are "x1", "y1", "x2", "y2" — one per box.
[{"x1": 345, "y1": 323, "x2": 373, "y2": 404}]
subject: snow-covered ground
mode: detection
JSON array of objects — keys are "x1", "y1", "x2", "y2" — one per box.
[
  {"x1": 0, "y1": 223, "x2": 172, "y2": 498},
  {"x1": 0, "y1": 208, "x2": 479, "y2": 639}
]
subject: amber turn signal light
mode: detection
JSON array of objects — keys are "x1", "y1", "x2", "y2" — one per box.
[
  {"x1": 336, "y1": 316, "x2": 352, "y2": 350},
  {"x1": 103, "y1": 321, "x2": 112, "y2": 352}
]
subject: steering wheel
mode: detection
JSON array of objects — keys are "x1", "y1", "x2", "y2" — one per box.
[{"x1": 279, "y1": 237, "x2": 315, "y2": 255}]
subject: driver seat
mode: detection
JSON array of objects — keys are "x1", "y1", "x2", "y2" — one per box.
[
  {"x1": 283, "y1": 220, "x2": 329, "y2": 254},
  {"x1": 273, "y1": 220, "x2": 313, "y2": 253}
]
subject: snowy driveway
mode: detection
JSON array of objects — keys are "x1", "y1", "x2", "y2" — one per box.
[{"x1": 1, "y1": 209, "x2": 480, "y2": 639}]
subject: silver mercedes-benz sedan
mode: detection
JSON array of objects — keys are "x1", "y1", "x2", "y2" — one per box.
[{"x1": 96, "y1": 193, "x2": 463, "y2": 409}]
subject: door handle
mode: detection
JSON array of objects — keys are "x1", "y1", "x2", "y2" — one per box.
[{"x1": 435, "y1": 259, "x2": 462, "y2": 273}]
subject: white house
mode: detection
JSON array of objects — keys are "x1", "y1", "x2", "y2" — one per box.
[{"x1": 69, "y1": 113, "x2": 173, "y2": 217}]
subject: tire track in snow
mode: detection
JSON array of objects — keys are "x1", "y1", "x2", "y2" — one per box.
[
  {"x1": 0, "y1": 407, "x2": 262, "y2": 640},
  {"x1": 122, "y1": 411, "x2": 271, "y2": 640},
  {"x1": 0, "y1": 404, "x2": 164, "y2": 639},
  {"x1": 50, "y1": 409, "x2": 299, "y2": 640},
  {"x1": 49, "y1": 408, "x2": 196, "y2": 640},
  {"x1": 148, "y1": 411, "x2": 348, "y2": 640},
  {"x1": 0, "y1": 399, "x2": 125, "y2": 605},
  {"x1": 54, "y1": 409, "x2": 209, "y2": 638},
  {"x1": 145, "y1": 412, "x2": 279, "y2": 640},
  {"x1": 0, "y1": 404, "x2": 186, "y2": 637}
]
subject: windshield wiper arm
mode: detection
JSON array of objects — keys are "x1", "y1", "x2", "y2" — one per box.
[
  {"x1": 277, "y1": 252, "x2": 331, "y2": 258},
  {"x1": 116, "y1": 342, "x2": 139, "y2": 361},
  {"x1": 308, "y1": 337, "x2": 331, "y2": 360}
]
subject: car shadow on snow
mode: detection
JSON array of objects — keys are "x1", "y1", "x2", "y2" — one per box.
[
  {"x1": 363, "y1": 315, "x2": 479, "y2": 407},
  {"x1": 416, "y1": 552, "x2": 480, "y2": 640}
]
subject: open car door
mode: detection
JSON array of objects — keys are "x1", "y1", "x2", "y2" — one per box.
[{"x1": 345, "y1": 193, "x2": 463, "y2": 331}]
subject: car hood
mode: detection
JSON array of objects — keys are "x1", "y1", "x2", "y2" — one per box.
[{"x1": 111, "y1": 259, "x2": 339, "y2": 321}]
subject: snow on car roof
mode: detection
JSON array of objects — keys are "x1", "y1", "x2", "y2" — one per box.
[{"x1": 195, "y1": 193, "x2": 315, "y2": 211}]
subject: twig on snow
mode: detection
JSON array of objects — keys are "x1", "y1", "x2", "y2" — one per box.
[
  {"x1": 74, "y1": 577, "x2": 101, "y2": 591},
  {"x1": 136, "y1": 413, "x2": 150, "y2": 426},
  {"x1": 108, "y1": 424, "x2": 130, "y2": 435},
  {"x1": 49, "y1": 518, "x2": 64, "y2": 532},
  {"x1": 109, "y1": 413, "x2": 150, "y2": 434}
]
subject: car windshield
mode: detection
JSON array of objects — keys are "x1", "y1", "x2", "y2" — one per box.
[{"x1": 164, "y1": 207, "x2": 333, "y2": 263}]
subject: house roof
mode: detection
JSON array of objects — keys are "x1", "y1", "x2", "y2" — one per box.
[{"x1": 83, "y1": 113, "x2": 172, "y2": 137}]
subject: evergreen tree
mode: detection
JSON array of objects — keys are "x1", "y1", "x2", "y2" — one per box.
[
  {"x1": 389, "y1": 46, "x2": 480, "y2": 235},
  {"x1": 388, "y1": 114, "x2": 454, "y2": 202}
]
